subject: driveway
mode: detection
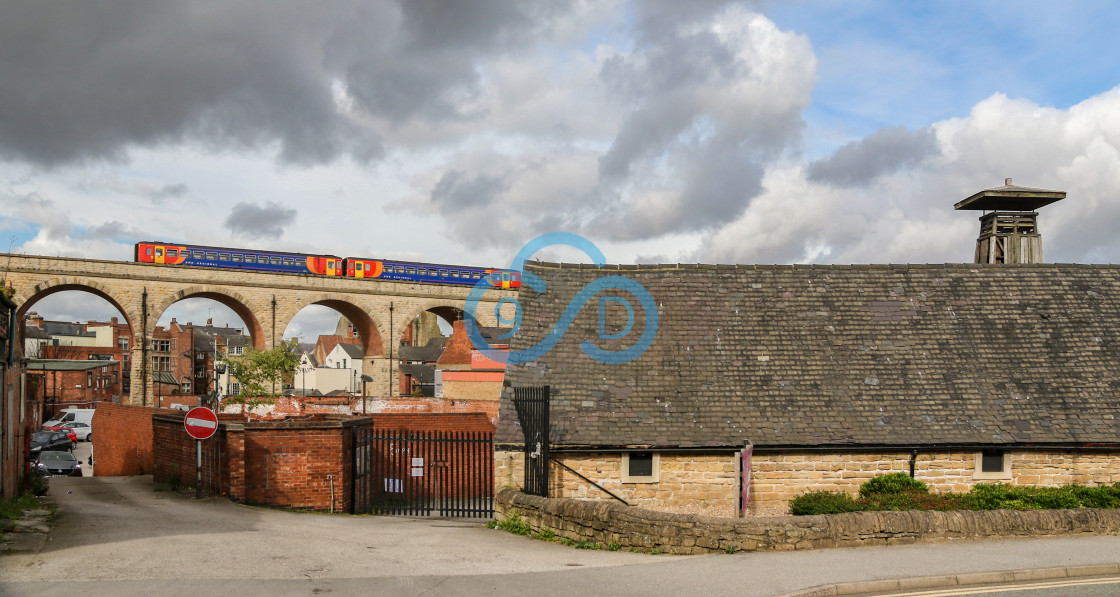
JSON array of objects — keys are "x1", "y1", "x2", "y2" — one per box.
[{"x1": 3, "y1": 475, "x2": 1120, "y2": 597}]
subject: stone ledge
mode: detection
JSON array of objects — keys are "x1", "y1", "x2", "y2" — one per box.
[{"x1": 496, "y1": 489, "x2": 1120, "y2": 555}]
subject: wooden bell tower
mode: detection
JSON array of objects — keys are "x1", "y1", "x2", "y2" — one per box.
[{"x1": 954, "y1": 178, "x2": 1065, "y2": 264}]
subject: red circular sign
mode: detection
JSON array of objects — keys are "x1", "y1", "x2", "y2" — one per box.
[{"x1": 184, "y1": 407, "x2": 218, "y2": 440}]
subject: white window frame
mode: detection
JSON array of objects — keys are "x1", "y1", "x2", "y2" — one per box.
[
  {"x1": 621, "y1": 452, "x2": 660, "y2": 484},
  {"x1": 973, "y1": 450, "x2": 1012, "y2": 480}
]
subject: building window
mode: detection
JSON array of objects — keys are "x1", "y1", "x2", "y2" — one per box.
[
  {"x1": 230, "y1": 382, "x2": 241, "y2": 395},
  {"x1": 118, "y1": 337, "x2": 129, "y2": 351},
  {"x1": 181, "y1": 381, "x2": 192, "y2": 393},
  {"x1": 151, "y1": 340, "x2": 170, "y2": 352},
  {"x1": 230, "y1": 346, "x2": 244, "y2": 356},
  {"x1": 621, "y1": 452, "x2": 660, "y2": 483},
  {"x1": 152, "y1": 356, "x2": 171, "y2": 371},
  {"x1": 973, "y1": 450, "x2": 1012, "y2": 480}
]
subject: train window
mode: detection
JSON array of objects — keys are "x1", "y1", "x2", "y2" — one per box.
[
  {"x1": 283, "y1": 258, "x2": 295, "y2": 266},
  {"x1": 145, "y1": 247, "x2": 153, "y2": 256},
  {"x1": 167, "y1": 249, "x2": 178, "y2": 258},
  {"x1": 472, "y1": 272, "x2": 481, "y2": 279},
  {"x1": 327, "y1": 260, "x2": 335, "y2": 269},
  {"x1": 406, "y1": 267, "x2": 416, "y2": 274},
  {"x1": 450, "y1": 271, "x2": 459, "y2": 278},
  {"x1": 396, "y1": 266, "x2": 405, "y2": 273},
  {"x1": 364, "y1": 263, "x2": 371, "y2": 271},
  {"x1": 155, "y1": 248, "x2": 163, "y2": 257},
  {"x1": 271, "y1": 256, "x2": 282, "y2": 265},
  {"x1": 245, "y1": 255, "x2": 256, "y2": 263},
  {"x1": 232, "y1": 254, "x2": 243, "y2": 262},
  {"x1": 219, "y1": 253, "x2": 230, "y2": 261},
  {"x1": 193, "y1": 251, "x2": 204, "y2": 258},
  {"x1": 439, "y1": 269, "x2": 448, "y2": 277},
  {"x1": 206, "y1": 252, "x2": 217, "y2": 260}
]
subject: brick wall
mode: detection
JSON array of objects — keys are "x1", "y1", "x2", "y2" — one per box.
[
  {"x1": 498, "y1": 489, "x2": 1120, "y2": 555},
  {"x1": 370, "y1": 412, "x2": 493, "y2": 433},
  {"x1": 153, "y1": 412, "x2": 370, "y2": 511},
  {"x1": 91, "y1": 403, "x2": 159, "y2": 476}
]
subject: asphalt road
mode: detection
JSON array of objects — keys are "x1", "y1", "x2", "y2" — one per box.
[{"x1": 2, "y1": 475, "x2": 1119, "y2": 597}]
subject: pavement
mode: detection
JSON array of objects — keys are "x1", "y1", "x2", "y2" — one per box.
[{"x1": 1, "y1": 474, "x2": 1119, "y2": 597}]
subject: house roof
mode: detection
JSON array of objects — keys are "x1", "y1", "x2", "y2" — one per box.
[
  {"x1": 337, "y1": 343, "x2": 363, "y2": 359},
  {"x1": 399, "y1": 363, "x2": 435, "y2": 384},
  {"x1": 399, "y1": 337, "x2": 448, "y2": 363},
  {"x1": 26, "y1": 359, "x2": 120, "y2": 371},
  {"x1": 24, "y1": 325, "x2": 51, "y2": 340},
  {"x1": 496, "y1": 262, "x2": 1120, "y2": 450}
]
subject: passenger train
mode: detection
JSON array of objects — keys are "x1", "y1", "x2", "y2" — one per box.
[{"x1": 134, "y1": 241, "x2": 521, "y2": 289}]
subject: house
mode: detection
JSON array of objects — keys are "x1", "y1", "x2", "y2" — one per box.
[
  {"x1": 0, "y1": 289, "x2": 33, "y2": 499},
  {"x1": 495, "y1": 182, "x2": 1120, "y2": 517}
]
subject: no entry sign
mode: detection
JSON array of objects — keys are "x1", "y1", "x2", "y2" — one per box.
[{"x1": 184, "y1": 407, "x2": 218, "y2": 440}]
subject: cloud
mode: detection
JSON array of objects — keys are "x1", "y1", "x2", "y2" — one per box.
[
  {"x1": 0, "y1": 1, "x2": 561, "y2": 168},
  {"x1": 147, "y1": 183, "x2": 189, "y2": 204},
  {"x1": 806, "y1": 126, "x2": 939, "y2": 187},
  {"x1": 83, "y1": 221, "x2": 140, "y2": 240},
  {"x1": 701, "y1": 85, "x2": 1120, "y2": 265},
  {"x1": 223, "y1": 202, "x2": 298, "y2": 239}
]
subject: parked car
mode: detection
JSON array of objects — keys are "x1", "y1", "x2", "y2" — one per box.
[
  {"x1": 58, "y1": 421, "x2": 92, "y2": 441},
  {"x1": 30, "y1": 430, "x2": 72, "y2": 456},
  {"x1": 42, "y1": 426, "x2": 78, "y2": 448},
  {"x1": 35, "y1": 451, "x2": 82, "y2": 477}
]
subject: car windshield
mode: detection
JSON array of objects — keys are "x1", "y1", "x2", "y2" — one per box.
[
  {"x1": 39, "y1": 452, "x2": 75, "y2": 462},
  {"x1": 31, "y1": 432, "x2": 52, "y2": 442}
]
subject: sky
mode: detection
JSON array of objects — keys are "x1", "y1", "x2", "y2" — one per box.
[{"x1": 4, "y1": 1, "x2": 1120, "y2": 333}]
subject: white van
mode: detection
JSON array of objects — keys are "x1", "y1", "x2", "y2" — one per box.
[{"x1": 44, "y1": 408, "x2": 96, "y2": 428}]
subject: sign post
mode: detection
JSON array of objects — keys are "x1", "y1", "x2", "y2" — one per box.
[{"x1": 184, "y1": 407, "x2": 218, "y2": 500}]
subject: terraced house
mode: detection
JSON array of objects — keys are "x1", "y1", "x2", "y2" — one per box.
[{"x1": 495, "y1": 181, "x2": 1120, "y2": 516}]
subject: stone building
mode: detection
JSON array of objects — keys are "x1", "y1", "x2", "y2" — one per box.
[{"x1": 495, "y1": 182, "x2": 1120, "y2": 517}]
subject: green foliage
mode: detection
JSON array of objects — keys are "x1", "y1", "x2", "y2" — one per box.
[
  {"x1": 491, "y1": 512, "x2": 532, "y2": 536},
  {"x1": 607, "y1": 540, "x2": 622, "y2": 551},
  {"x1": 0, "y1": 492, "x2": 41, "y2": 520},
  {"x1": 790, "y1": 491, "x2": 865, "y2": 515},
  {"x1": 724, "y1": 544, "x2": 739, "y2": 554},
  {"x1": 221, "y1": 339, "x2": 301, "y2": 409},
  {"x1": 28, "y1": 472, "x2": 49, "y2": 497},
  {"x1": 790, "y1": 474, "x2": 1120, "y2": 515},
  {"x1": 535, "y1": 528, "x2": 556, "y2": 541},
  {"x1": 859, "y1": 472, "x2": 929, "y2": 497}
]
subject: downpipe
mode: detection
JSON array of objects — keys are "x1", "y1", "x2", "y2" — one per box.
[
  {"x1": 328, "y1": 475, "x2": 335, "y2": 514},
  {"x1": 909, "y1": 449, "x2": 918, "y2": 478}
]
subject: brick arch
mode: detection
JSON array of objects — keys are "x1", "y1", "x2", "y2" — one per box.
[
  {"x1": 276, "y1": 295, "x2": 385, "y2": 358},
  {"x1": 14, "y1": 278, "x2": 136, "y2": 331},
  {"x1": 152, "y1": 286, "x2": 264, "y2": 349}
]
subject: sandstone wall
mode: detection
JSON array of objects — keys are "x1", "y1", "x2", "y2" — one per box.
[{"x1": 497, "y1": 489, "x2": 1120, "y2": 555}]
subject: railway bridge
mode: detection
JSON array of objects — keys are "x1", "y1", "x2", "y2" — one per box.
[{"x1": 1, "y1": 253, "x2": 515, "y2": 404}]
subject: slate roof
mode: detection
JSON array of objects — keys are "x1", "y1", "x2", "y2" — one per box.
[
  {"x1": 496, "y1": 262, "x2": 1120, "y2": 450},
  {"x1": 337, "y1": 343, "x2": 363, "y2": 359}
]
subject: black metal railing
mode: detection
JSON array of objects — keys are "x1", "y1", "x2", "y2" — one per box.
[
  {"x1": 352, "y1": 427, "x2": 493, "y2": 517},
  {"x1": 513, "y1": 385, "x2": 550, "y2": 497}
]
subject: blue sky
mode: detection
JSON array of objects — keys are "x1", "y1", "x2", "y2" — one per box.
[{"x1": 4, "y1": 1, "x2": 1120, "y2": 330}]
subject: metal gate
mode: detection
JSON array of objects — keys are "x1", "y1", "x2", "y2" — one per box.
[
  {"x1": 352, "y1": 427, "x2": 494, "y2": 517},
  {"x1": 513, "y1": 385, "x2": 549, "y2": 497}
]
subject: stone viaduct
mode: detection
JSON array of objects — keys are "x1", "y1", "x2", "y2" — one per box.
[{"x1": 1, "y1": 253, "x2": 515, "y2": 405}]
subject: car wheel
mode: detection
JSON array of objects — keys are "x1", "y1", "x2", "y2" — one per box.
[
  {"x1": 87, "y1": 433, "x2": 92, "y2": 442},
  {"x1": 71, "y1": 442, "x2": 76, "y2": 451}
]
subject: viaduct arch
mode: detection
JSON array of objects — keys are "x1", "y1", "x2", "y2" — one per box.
[{"x1": 2, "y1": 253, "x2": 514, "y2": 404}]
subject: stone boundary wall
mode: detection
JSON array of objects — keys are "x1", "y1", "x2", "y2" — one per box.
[{"x1": 496, "y1": 489, "x2": 1120, "y2": 555}]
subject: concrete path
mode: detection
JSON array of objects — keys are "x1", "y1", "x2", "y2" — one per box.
[{"x1": 2, "y1": 475, "x2": 1119, "y2": 597}]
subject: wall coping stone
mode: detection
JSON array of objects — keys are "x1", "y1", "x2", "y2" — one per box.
[
  {"x1": 153, "y1": 411, "x2": 372, "y2": 431},
  {"x1": 496, "y1": 489, "x2": 1120, "y2": 555}
]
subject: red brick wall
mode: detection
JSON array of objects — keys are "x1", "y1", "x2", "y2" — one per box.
[
  {"x1": 370, "y1": 412, "x2": 494, "y2": 433},
  {"x1": 91, "y1": 403, "x2": 158, "y2": 476},
  {"x1": 153, "y1": 413, "x2": 369, "y2": 511}
]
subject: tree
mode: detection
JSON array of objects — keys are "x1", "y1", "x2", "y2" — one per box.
[{"x1": 219, "y1": 339, "x2": 300, "y2": 417}]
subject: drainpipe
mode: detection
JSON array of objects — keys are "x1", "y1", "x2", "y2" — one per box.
[
  {"x1": 327, "y1": 474, "x2": 335, "y2": 513},
  {"x1": 909, "y1": 449, "x2": 918, "y2": 478}
]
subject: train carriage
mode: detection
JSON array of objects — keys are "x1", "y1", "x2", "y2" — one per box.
[
  {"x1": 135, "y1": 242, "x2": 343, "y2": 276},
  {"x1": 134, "y1": 242, "x2": 519, "y2": 288}
]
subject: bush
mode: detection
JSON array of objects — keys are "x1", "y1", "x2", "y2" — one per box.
[
  {"x1": 790, "y1": 491, "x2": 864, "y2": 515},
  {"x1": 859, "y1": 473, "x2": 928, "y2": 497}
]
